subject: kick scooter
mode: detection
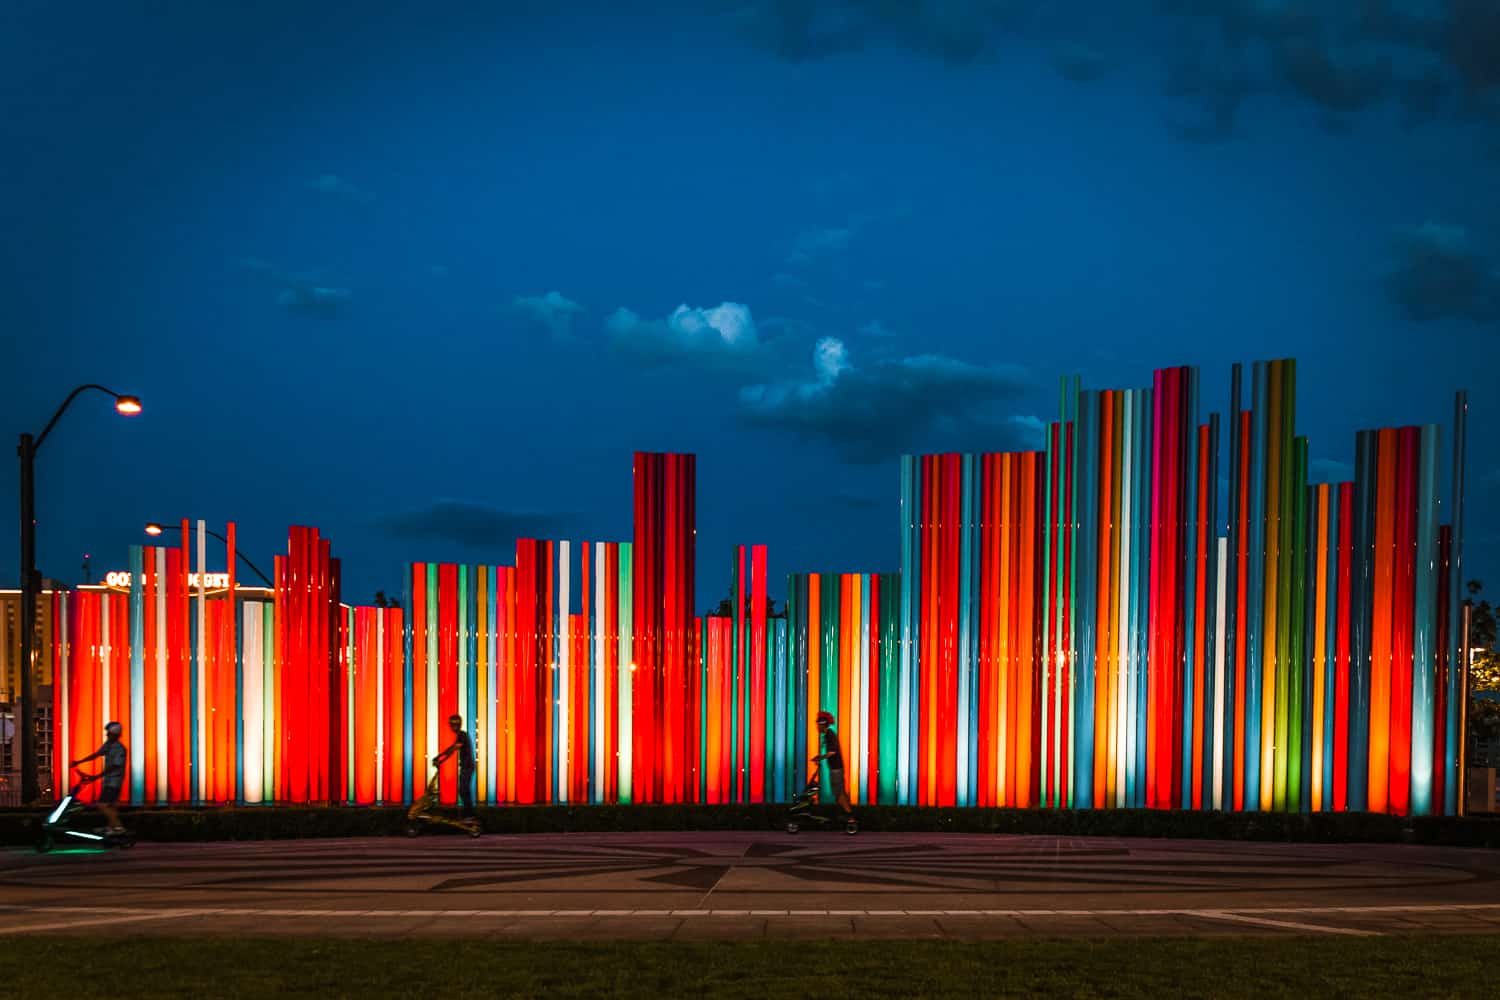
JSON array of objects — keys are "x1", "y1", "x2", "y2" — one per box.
[
  {"x1": 405, "y1": 765, "x2": 481, "y2": 838},
  {"x1": 785, "y1": 765, "x2": 859, "y2": 835},
  {"x1": 37, "y1": 769, "x2": 136, "y2": 852}
]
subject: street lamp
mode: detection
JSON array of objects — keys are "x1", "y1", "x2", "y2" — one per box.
[
  {"x1": 142, "y1": 522, "x2": 274, "y2": 587},
  {"x1": 18, "y1": 384, "x2": 141, "y2": 804}
]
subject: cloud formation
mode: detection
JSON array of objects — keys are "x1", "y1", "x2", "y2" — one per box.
[
  {"x1": 241, "y1": 257, "x2": 351, "y2": 318},
  {"x1": 513, "y1": 290, "x2": 585, "y2": 340},
  {"x1": 1385, "y1": 222, "x2": 1498, "y2": 323},
  {"x1": 377, "y1": 500, "x2": 572, "y2": 549},
  {"x1": 739, "y1": 336, "x2": 1038, "y2": 462},
  {"x1": 730, "y1": 2, "x2": 1500, "y2": 143},
  {"x1": 606, "y1": 300, "x2": 767, "y2": 370},
  {"x1": 1449, "y1": 0, "x2": 1500, "y2": 94}
]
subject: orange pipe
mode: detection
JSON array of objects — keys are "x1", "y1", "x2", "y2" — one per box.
[
  {"x1": 1096, "y1": 391, "x2": 1115, "y2": 808},
  {"x1": 1368, "y1": 428, "x2": 1397, "y2": 813},
  {"x1": 1260, "y1": 363, "x2": 1282, "y2": 810},
  {"x1": 1017, "y1": 451, "x2": 1036, "y2": 807},
  {"x1": 997, "y1": 454, "x2": 1013, "y2": 806}
]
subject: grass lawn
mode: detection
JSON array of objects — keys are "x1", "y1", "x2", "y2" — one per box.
[{"x1": 2, "y1": 935, "x2": 1493, "y2": 998}]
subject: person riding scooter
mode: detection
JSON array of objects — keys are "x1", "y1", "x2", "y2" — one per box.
[
  {"x1": 433, "y1": 714, "x2": 476, "y2": 819},
  {"x1": 71, "y1": 721, "x2": 128, "y2": 835},
  {"x1": 813, "y1": 711, "x2": 854, "y2": 820}
]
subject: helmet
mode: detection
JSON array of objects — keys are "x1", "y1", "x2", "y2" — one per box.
[
  {"x1": 816, "y1": 711, "x2": 835, "y2": 726},
  {"x1": 105, "y1": 721, "x2": 122, "y2": 737}
]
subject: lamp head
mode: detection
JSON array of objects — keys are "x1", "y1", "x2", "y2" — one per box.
[
  {"x1": 114, "y1": 395, "x2": 142, "y2": 415},
  {"x1": 144, "y1": 523, "x2": 164, "y2": 537}
]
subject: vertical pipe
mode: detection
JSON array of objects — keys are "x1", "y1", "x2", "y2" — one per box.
[
  {"x1": 1245, "y1": 363, "x2": 1268, "y2": 809},
  {"x1": 1445, "y1": 392, "x2": 1467, "y2": 815},
  {"x1": 1349, "y1": 433, "x2": 1375, "y2": 813},
  {"x1": 1410, "y1": 424, "x2": 1439, "y2": 815}
]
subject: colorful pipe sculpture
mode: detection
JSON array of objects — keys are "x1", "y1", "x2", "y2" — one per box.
[{"x1": 50, "y1": 371, "x2": 1470, "y2": 815}]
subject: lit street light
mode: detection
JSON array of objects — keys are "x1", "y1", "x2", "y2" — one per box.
[
  {"x1": 143, "y1": 521, "x2": 274, "y2": 587},
  {"x1": 17, "y1": 384, "x2": 141, "y2": 804}
]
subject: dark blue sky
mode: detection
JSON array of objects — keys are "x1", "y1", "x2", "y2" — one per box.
[{"x1": 4, "y1": 1, "x2": 1498, "y2": 608}]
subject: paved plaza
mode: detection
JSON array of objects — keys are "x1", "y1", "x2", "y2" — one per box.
[{"x1": 3, "y1": 832, "x2": 1499, "y2": 938}]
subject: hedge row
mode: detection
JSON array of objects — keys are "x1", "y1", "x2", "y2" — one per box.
[{"x1": 3, "y1": 803, "x2": 1499, "y2": 847}]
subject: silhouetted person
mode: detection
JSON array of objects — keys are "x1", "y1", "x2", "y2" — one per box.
[
  {"x1": 72, "y1": 721, "x2": 127, "y2": 832},
  {"x1": 814, "y1": 711, "x2": 853, "y2": 816},
  {"x1": 434, "y1": 714, "x2": 476, "y2": 818}
]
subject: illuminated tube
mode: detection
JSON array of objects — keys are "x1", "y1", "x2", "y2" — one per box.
[
  {"x1": 1115, "y1": 391, "x2": 1132, "y2": 809},
  {"x1": 1445, "y1": 392, "x2": 1467, "y2": 815},
  {"x1": 898, "y1": 455, "x2": 915, "y2": 805},
  {"x1": 558, "y1": 542, "x2": 570, "y2": 803},
  {"x1": 1409, "y1": 424, "x2": 1439, "y2": 815},
  {"x1": 1244, "y1": 363, "x2": 1267, "y2": 810},
  {"x1": 129, "y1": 545, "x2": 145, "y2": 796},
  {"x1": 618, "y1": 542, "x2": 633, "y2": 804},
  {"x1": 241, "y1": 600, "x2": 264, "y2": 803}
]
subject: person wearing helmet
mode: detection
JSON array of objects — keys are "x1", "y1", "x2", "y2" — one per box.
[
  {"x1": 813, "y1": 711, "x2": 853, "y2": 817},
  {"x1": 71, "y1": 721, "x2": 128, "y2": 834},
  {"x1": 433, "y1": 714, "x2": 476, "y2": 819}
]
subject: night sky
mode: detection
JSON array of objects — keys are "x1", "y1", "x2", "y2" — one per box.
[{"x1": 3, "y1": 1, "x2": 1498, "y2": 610}]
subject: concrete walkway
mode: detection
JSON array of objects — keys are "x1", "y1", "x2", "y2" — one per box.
[{"x1": 3, "y1": 832, "x2": 1499, "y2": 938}]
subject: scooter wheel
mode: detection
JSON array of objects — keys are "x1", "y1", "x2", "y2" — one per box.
[
  {"x1": 785, "y1": 820, "x2": 800, "y2": 834},
  {"x1": 467, "y1": 827, "x2": 482, "y2": 839},
  {"x1": 36, "y1": 832, "x2": 53, "y2": 854},
  {"x1": 845, "y1": 819, "x2": 859, "y2": 835},
  {"x1": 405, "y1": 823, "x2": 421, "y2": 838}
]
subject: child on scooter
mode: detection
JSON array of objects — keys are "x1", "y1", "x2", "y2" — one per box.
[
  {"x1": 814, "y1": 711, "x2": 853, "y2": 818},
  {"x1": 71, "y1": 721, "x2": 128, "y2": 833}
]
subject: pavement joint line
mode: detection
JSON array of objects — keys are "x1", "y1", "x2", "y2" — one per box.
[
  {"x1": 2, "y1": 909, "x2": 211, "y2": 936},
  {"x1": 8, "y1": 904, "x2": 1500, "y2": 921},
  {"x1": 1193, "y1": 910, "x2": 1381, "y2": 937}
]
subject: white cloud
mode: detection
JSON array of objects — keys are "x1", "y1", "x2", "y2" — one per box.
[
  {"x1": 513, "y1": 291, "x2": 585, "y2": 340},
  {"x1": 606, "y1": 301, "x2": 763, "y2": 366},
  {"x1": 813, "y1": 336, "x2": 850, "y2": 382},
  {"x1": 668, "y1": 301, "x2": 757, "y2": 346}
]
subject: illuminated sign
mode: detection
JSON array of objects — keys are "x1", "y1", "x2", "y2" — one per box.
[{"x1": 104, "y1": 571, "x2": 232, "y2": 589}]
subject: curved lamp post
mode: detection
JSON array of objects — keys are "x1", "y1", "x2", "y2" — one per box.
[
  {"x1": 143, "y1": 521, "x2": 274, "y2": 587},
  {"x1": 18, "y1": 385, "x2": 141, "y2": 803}
]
